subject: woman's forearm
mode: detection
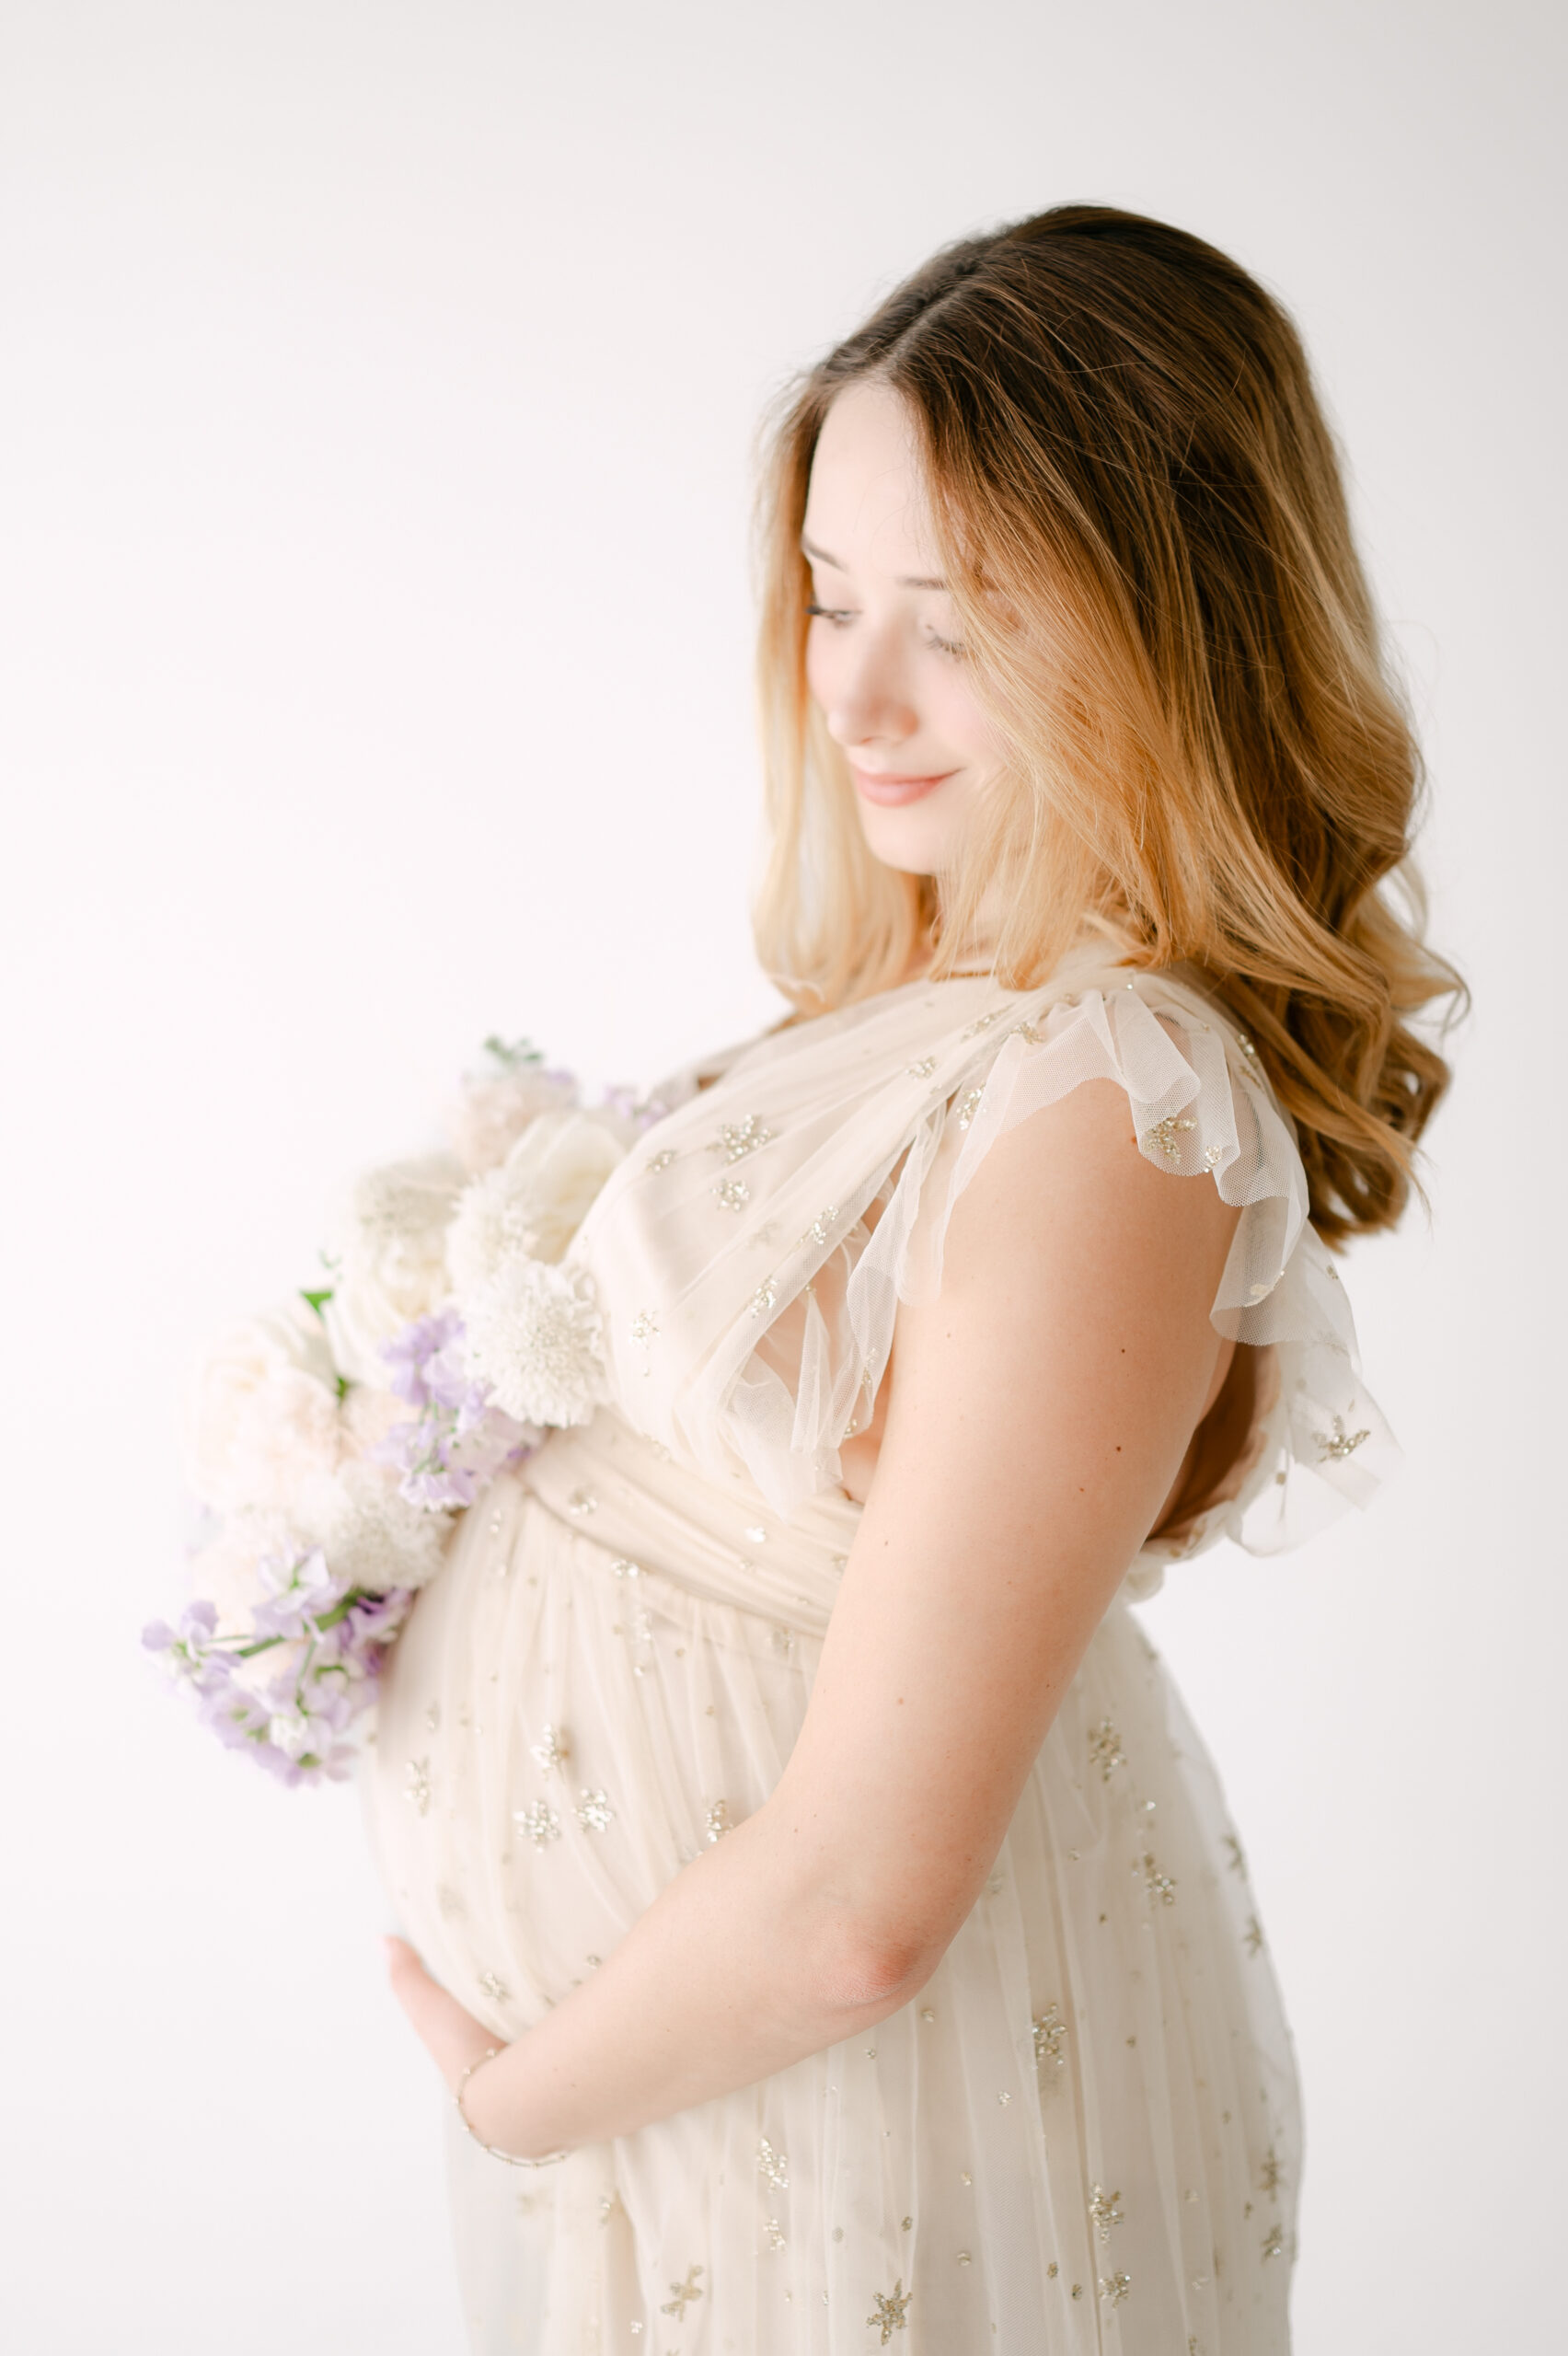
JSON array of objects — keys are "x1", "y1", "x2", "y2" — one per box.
[{"x1": 459, "y1": 1807, "x2": 925, "y2": 2156}]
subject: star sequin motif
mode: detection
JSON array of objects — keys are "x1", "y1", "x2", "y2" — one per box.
[
  {"x1": 1261, "y1": 2224, "x2": 1286, "y2": 2261},
  {"x1": 1221, "y1": 1832, "x2": 1247, "y2": 1877},
  {"x1": 1313, "y1": 1414, "x2": 1370, "y2": 1461},
  {"x1": 514, "y1": 1800, "x2": 561, "y2": 1848},
  {"x1": 867, "y1": 2280, "x2": 913, "y2": 2342},
  {"x1": 955, "y1": 1087, "x2": 985, "y2": 1129},
  {"x1": 660, "y1": 2263, "x2": 705, "y2": 2317},
  {"x1": 477, "y1": 1969, "x2": 510, "y2": 2003},
  {"x1": 711, "y1": 1114, "x2": 775, "y2": 1163},
  {"x1": 714, "y1": 1176, "x2": 750, "y2": 1213},
  {"x1": 1144, "y1": 1114, "x2": 1197, "y2": 1161},
  {"x1": 705, "y1": 1798, "x2": 733, "y2": 1844},
  {"x1": 529, "y1": 1724, "x2": 570, "y2": 1777},
  {"x1": 1243, "y1": 1914, "x2": 1265, "y2": 1957},
  {"x1": 1090, "y1": 2185, "x2": 1124, "y2": 2242},
  {"x1": 404, "y1": 1757, "x2": 432, "y2": 1817},
  {"x1": 1088, "y1": 1719, "x2": 1126, "y2": 1782},
  {"x1": 757, "y1": 2135, "x2": 790, "y2": 2189},
  {"x1": 1260, "y1": 2146, "x2": 1282, "y2": 2199},
  {"x1": 1099, "y1": 2271, "x2": 1132, "y2": 2307},
  {"x1": 1032, "y1": 2003, "x2": 1067, "y2": 2070},
  {"x1": 575, "y1": 1788, "x2": 615, "y2": 1831},
  {"x1": 1139, "y1": 1852, "x2": 1177, "y2": 1905}
]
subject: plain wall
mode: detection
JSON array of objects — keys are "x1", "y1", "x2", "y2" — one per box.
[{"x1": 2, "y1": 2, "x2": 1562, "y2": 2347}]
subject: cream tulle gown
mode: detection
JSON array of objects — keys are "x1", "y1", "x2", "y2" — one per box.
[{"x1": 363, "y1": 957, "x2": 1392, "y2": 2354}]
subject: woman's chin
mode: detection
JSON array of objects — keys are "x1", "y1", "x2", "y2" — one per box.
[{"x1": 854, "y1": 800, "x2": 967, "y2": 878}]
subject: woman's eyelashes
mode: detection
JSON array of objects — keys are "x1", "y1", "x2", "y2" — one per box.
[{"x1": 805, "y1": 601, "x2": 966, "y2": 657}]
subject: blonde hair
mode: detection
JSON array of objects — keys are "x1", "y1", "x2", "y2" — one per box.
[{"x1": 753, "y1": 204, "x2": 1460, "y2": 1244}]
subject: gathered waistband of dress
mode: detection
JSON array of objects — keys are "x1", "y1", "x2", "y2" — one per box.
[{"x1": 518, "y1": 1408, "x2": 861, "y2": 1638}]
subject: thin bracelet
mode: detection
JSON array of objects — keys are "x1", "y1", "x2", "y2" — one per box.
[{"x1": 453, "y1": 2049, "x2": 569, "y2": 2169}]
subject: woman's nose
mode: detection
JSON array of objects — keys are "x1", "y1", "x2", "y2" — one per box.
[{"x1": 822, "y1": 625, "x2": 918, "y2": 750}]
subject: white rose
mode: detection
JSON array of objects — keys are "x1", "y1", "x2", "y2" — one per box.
[
  {"x1": 321, "y1": 1152, "x2": 466, "y2": 1385},
  {"x1": 446, "y1": 1112, "x2": 624, "y2": 1296},
  {"x1": 446, "y1": 1065, "x2": 578, "y2": 1176},
  {"x1": 185, "y1": 1304, "x2": 342, "y2": 1516}
]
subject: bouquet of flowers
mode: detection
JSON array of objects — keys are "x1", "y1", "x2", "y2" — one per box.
[{"x1": 144, "y1": 1039, "x2": 664, "y2": 1784}]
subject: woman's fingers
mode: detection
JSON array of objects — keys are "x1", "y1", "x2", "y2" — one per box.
[{"x1": 383, "y1": 1934, "x2": 499, "y2": 2092}]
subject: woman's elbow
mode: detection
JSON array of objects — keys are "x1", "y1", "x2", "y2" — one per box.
[{"x1": 800, "y1": 1904, "x2": 947, "y2": 2025}]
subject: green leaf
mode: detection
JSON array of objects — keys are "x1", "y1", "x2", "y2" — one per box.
[
  {"x1": 300, "y1": 1287, "x2": 334, "y2": 1318},
  {"x1": 482, "y1": 1033, "x2": 545, "y2": 1071}
]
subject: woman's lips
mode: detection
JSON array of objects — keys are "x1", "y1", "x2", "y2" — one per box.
[{"x1": 849, "y1": 765, "x2": 957, "y2": 807}]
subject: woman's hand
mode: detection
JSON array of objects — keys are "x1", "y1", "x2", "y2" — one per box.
[{"x1": 383, "y1": 1934, "x2": 499, "y2": 2096}]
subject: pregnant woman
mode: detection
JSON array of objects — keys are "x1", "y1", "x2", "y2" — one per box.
[{"x1": 366, "y1": 204, "x2": 1454, "y2": 2351}]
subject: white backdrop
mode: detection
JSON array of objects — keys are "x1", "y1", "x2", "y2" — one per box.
[{"x1": 2, "y1": 3, "x2": 1562, "y2": 2348}]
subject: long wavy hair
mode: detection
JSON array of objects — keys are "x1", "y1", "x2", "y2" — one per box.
[{"x1": 753, "y1": 203, "x2": 1460, "y2": 1244}]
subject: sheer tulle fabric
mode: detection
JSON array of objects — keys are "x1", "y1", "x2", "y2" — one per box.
[
  {"x1": 363, "y1": 962, "x2": 1375, "y2": 2350},
  {"x1": 579, "y1": 960, "x2": 1392, "y2": 1560},
  {"x1": 366, "y1": 1415, "x2": 1298, "y2": 2354}
]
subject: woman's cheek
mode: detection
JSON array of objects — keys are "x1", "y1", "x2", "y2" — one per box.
[
  {"x1": 803, "y1": 631, "x2": 836, "y2": 716},
  {"x1": 934, "y1": 670, "x2": 1007, "y2": 770}
]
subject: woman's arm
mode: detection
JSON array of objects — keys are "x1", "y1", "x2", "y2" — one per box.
[{"x1": 389, "y1": 1075, "x2": 1240, "y2": 2154}]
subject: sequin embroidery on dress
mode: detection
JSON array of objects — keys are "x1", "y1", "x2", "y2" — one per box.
[{"x1": 364, "y1": 958, "x2": 1390, "y2": 2352}]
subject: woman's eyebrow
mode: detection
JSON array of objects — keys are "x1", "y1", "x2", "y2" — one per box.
[{"x1": 801, "y1": 536, "x2": 949, "y2": 592}]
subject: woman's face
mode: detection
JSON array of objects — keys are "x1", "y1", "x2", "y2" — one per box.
[{"x1": 801, "y1": 380, "x2": 1006, "y2": 877}]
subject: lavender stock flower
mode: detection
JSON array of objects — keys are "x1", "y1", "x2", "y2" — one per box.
[
  {"x1": 142, "y1": 1600, "x2": 231, "y2": 1696},
  {"x1": 599, "y1": 1083, "x2": 672, "y2": 1133},
  {"x1": 249, "y1": 1544, "x2": 346, "y2": 1640},
  {"x1": 147, "y1": 1551, "x2": 416, "y2": 1785},
  {"x1": 375, "y1": 1309, "x2": 537, "y2": 1510}
]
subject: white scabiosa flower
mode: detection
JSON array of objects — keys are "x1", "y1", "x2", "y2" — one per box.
[
  {"x1": 447, "y1": 1112, "x2": 625, "y2": 1291},
  {"x1": 462, "y1": 1256, "x2": 610, "y2": 1429},
  {"x1": 297, "y1": 1458, "x2": 453, "y2": 1592}
]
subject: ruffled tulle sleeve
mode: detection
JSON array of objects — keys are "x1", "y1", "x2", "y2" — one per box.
[
  {"x1": 842, "y1": 974, "x2": 1398, "y2": 1581},
  {"x1": 577, "y1": 965, "x2": 1396, "y2": 1573}
]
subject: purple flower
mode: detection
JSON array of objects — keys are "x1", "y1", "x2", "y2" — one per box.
[
  {"x1": 597, "y1": 1085, "x2": 673, "y2": 1140},
  {"x1": 342, "y1": 1588, "x2": 415, "y2": 1651},
  {"x1": 142, "y1": 1599, "x2": 218, "y2": 1654},
  {"x1": 381, "y1": 1306, "x2": 466, "y2": 1406},
  {"x1": 143, "y1": 1600, "x2": 237, "y2": 1697},
  {"x1": 375, "y1": 1309, "x2": 538, "y2": 1512},
  {"x1": 249, "y1": 1545, "x2": 349, "y2": 1641}
]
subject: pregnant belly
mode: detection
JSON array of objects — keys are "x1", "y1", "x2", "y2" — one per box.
[{"x1": 362, "y1": 1443, "x2": 833, "y2": 2044}]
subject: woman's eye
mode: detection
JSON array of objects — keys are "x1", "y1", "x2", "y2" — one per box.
[
  {"x1": 927, "y1": 630, "x2": 966, "y2": 658},
  {"x1": 805, "y1": 602, "x2": 853, "y2": 628}
]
